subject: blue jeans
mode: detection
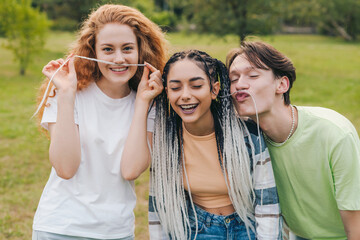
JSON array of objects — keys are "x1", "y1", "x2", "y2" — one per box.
[
  {"x1": 32, "y1": 230, "x2": 134, "y2": 240},
  {"x1": 187, "y1": 203, "x2": 255, "y2": 240}
]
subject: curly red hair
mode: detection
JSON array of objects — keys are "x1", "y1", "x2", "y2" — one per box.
[{"x1": 36, "y1": 4, "x2": 168, "y2": 125}]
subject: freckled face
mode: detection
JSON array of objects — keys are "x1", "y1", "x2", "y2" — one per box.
[
  {"x1": 229, "y1": 54, "x2": 278, "y2": 118},
  {"x1": 95, "y1": 23, "x2": 139, "y2": 88},
  {"x1": 166, "y1": 60, "x2": 217, "y2": 130}
]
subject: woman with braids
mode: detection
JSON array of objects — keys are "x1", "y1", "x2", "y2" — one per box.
[
  {"x1": 145, "y1": 50, "x2": 282, "y2": 239},
  {"x1": 32, "y1": 4, "x2": 166, "y2": 240}
]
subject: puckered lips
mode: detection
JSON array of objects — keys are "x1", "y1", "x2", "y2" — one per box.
[
  {"x1": 179, "y1": 103, "x2": 198, "y2": 114},
  {"x1": 234, "y1": 91, "x2": 250, "y2": 102}
]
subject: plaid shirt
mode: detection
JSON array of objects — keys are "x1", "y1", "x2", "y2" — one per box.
[{"x1": 148, "y1": 120, "x2": 282, "y2": 239}]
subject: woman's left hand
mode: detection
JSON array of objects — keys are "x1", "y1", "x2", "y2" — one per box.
[{"x1": 136, "y1": 62, "x2": 163, "y2": 103}]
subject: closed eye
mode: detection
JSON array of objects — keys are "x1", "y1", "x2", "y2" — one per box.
[{"x1": 170, "y1": 87, "x2": 180, "y2": 91}]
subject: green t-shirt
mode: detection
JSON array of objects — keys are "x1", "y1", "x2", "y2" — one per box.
[{"x1": 268, "y1": 106, "x2": 360, "y2": 239}]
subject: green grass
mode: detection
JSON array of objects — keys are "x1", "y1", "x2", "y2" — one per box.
[{"x1": 0, "y1": 31, "x2": 359, "y2": 239}]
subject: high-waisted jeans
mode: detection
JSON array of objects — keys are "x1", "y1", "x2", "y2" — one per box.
[{"x1": 187, "y1": 202, "x2": 255, "y2": 240}]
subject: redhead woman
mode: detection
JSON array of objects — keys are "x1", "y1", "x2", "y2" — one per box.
[{"x1": 32, "y1": 4, "x2": 167, "y2": 240}]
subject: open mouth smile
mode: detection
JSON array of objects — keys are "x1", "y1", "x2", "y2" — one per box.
[{"x1": 179, "y1": 103, "x2": 198, "y2": 114}]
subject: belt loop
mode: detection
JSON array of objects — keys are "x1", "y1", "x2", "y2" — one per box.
[
  {"x1": 205, "y1": 213, "x2": 212, "y2": 227},
  {"x1": 235, "y1": 213, "x2": 242, "y2": 224}
]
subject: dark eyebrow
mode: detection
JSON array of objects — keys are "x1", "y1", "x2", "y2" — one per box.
[
  {"x1": 189, "y1": 77, "x2": 205, "y2": 82},
  {"x1": 169, "y1": 80, "x2": 181, "y2": 83},
  {"x1": 169, "y1": 77, "x2": 205, "y2": 83}
]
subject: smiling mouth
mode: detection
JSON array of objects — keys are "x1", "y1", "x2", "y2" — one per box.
[
  {"x1": 179, "y1": 104, "x2": 198, "y2": 114},
  {"x1": 110, "y1": 67, "x2": 128, "y2": 72}
]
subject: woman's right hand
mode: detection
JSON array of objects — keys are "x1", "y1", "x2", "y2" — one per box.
[{"x1": 42, "y1": 55, "x2": 78, "y2": 94}]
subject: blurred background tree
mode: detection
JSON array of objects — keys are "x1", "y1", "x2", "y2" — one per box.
[
  {"x1": 0, "y1": 0, "x2": 50, "y2": 75},
  {"x1": 188, "y1": 0, "x2": 282, "y2": 44},
  {"x1": 282, "y1": 0, "x2": 360, "y2": 41},
  {"x1": 27, "y1": 0, "x2": 360, "y2": 42},
  {"x1": 0, "y1": 0, "x2": 359, "y2": 75}
]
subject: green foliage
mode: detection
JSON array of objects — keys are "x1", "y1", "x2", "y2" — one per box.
[
  {"x1": 32, "y1": 0, "x2": 98, "y2": 22},
  {"x1": 150, "y1": 11, "x2": 177, "y2": 31},
  {"x1": 97, "y1": 0, "x2": 177, "y2": 31},
  {"x1": 282, "y1": 0, "x2": 360, "y2": 41},
  {"x1": 23, "y1": 0, "x2": 360, "y2": 42},
  {"x1": 51, "y1": 17, "x2": 79, "y2": 32},
  {"x1": 0, "y1": 0, "x2": 50, "y2": 75},
  {"x1": 187, "y1": 0, "x2": 282, "y2": 43},
  {"x1": 282, "y1": 0, "x2": 320, "y2": 26},
  {"x1": 318, "y1": 0, "x2": 360, "y2": 41},
  {"x1": 31, "y1": 0, "x2": 178, "y2": 32}
]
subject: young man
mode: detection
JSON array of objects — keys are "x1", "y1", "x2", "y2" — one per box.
[{"x1": 226, "y1": 41, "x2": 360, "y2": 240}]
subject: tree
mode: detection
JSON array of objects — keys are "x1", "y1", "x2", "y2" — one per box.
[
  {"x1": 282, "y1": 0, "x2": 360, "y2": 41},
  {"x1": 0, "y1": 0, "x2": 50, "y2": 75},
  {"x1": 319, "y1": 0, "x2": 360, "y2": 41},
  {"x1": 188, "y1": 0, "x2": 281, "y2": 45}
]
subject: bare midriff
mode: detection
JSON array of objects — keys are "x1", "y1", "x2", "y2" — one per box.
[{"x1": 197, "y1": 203, "x2": 235, "y2": 216}]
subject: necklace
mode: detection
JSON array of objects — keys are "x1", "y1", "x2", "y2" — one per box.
[{"x1": 263, "y1": 105, "x2": 295, "y2": 147}]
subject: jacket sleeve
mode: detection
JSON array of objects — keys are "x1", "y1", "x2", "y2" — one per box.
[
  {"x1": 148, "y1": 172, "x2": 169, "y2": 240},
  {"x1": 245, "y1": 120, "x2": 283, "y2": 239}
]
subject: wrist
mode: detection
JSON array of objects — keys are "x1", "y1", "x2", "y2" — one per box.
[
  {"x1": 57, "y1": 89, "x2": 76, "y2": 104},
  {"x1": 135, "y1": 97, "x2": 151, "y2": 109}
]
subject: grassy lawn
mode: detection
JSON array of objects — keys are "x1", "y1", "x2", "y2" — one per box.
[{"x1": 0, "y1": 31, "x2": 359, "y2": 239}]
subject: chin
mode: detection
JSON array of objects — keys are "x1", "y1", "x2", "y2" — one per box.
[
  {"x1": 180, "y1": 116, "x2": 196, "y2": 123},
  {"x1": 236, "y1": 107, "x2": 255, "y2": 118}
]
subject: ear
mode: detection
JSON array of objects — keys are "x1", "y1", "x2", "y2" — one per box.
[
  {"x1": 276, "y1": 76, "x2": 290, "y2": 94},
  {"x1": 211, "y1": 81, "x2": 220, "y2": 100}
]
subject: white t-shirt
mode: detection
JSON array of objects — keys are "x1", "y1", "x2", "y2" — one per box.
[{"x1": 33, "y1": 82, "x2": 155, "y2": 239}]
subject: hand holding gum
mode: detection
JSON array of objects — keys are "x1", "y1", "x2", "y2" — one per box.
[{"x1": 32, "y1": 55, "x2": 146, "y2": 119}]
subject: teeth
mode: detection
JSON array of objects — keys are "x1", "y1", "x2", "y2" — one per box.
[
  {"x1": 181, "y1": 104, "x2": 197, "y2": 109},
  {"x1": 111, "y1": 67, "x2": 127, "y2": 72}
]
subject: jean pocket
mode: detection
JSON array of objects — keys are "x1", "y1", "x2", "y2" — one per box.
[{"x1": 189, "y1": 215, "x2": 205, "y2": 234}]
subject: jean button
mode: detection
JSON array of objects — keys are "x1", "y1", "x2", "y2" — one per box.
[{"x1": 225, "y1": 218, "x2": 230, "y2": 224}]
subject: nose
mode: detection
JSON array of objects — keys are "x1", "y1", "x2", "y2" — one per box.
[
  {"x1": 113, "y1": 50, "x2": 125, "y2": 64},
  {"x1": 234, "y1": 76, "x2": 250, "y2": 90},
  {"x1": 181, "y1": 86, "x2": 191, "y2": 101}
]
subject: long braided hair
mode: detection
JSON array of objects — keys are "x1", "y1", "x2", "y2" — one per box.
[{"x1": 151, "y1": 50, "x2": 256, "y2": 239}]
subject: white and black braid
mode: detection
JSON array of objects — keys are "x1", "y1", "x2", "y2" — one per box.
[{"x1": 151, "y1": 50, "x2": 256, "y2": 239}]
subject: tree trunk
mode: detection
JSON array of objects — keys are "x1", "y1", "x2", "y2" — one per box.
[
  {"x1": 228, "y1": 0, "x2": 247, "y2": 45},
  {"x1": 20, "y1": 67, "x2": 25, "y2": 76},
  {"x1": 330, "y1": 19, "x2": 353, "y2": 41}
]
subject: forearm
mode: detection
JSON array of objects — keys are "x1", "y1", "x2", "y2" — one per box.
[
  {"x1": 340, "y1": 210, "x2": 360, "y2": 239},
  {"x1": 49, "y1": 90, "x2": 80, "y2": 179},
  {"x1": 121, "y1": 99, "x2": 151, "y2": 180}
]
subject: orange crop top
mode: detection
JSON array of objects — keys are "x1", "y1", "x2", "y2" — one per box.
[{"x1": 182, "y1": 126, "x2": 232, "y2": 208}]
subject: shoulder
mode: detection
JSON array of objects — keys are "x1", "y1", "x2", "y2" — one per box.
[{"x1": 298, "y1": 106, "x2": 357, "y2": 136}]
